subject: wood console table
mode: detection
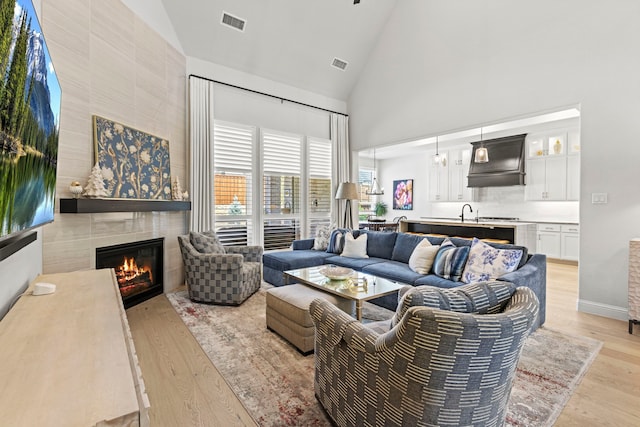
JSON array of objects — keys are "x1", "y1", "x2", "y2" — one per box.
[{"x1": 0, "y1": 269, "x2": 150, "y2": 426}]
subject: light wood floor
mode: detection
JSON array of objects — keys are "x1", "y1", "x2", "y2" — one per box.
[{"x1": 126, "y1": 262, "x2": 640, "y2": 426}]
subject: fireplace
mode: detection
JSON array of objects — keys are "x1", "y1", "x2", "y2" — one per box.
[{"x1": 96, "y1": 238, "x2": 164, "y2": 308}]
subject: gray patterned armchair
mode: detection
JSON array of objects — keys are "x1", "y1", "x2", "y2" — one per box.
[
  {"x1": 177, "y1": 232, "x2": 262, "y2": 305},
  {"x1": 310, "y1": 281, "x2": 539, "y2": 427}
]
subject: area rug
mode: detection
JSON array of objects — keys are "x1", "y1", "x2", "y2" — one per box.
[{"x1": 167, "y1": 285, "x2": 602, "y2": 427}]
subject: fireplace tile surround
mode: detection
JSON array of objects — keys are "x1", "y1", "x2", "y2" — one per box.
[{"x1": 42, "y1": 210, "x2": 187, "y2": 294}]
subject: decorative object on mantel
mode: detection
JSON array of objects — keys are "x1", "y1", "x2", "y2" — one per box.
[
  {"x1": 83, "y1": 163, "x2": 108, "y2": 198},
  {"x1": 182, "y1": 190, "x2": 189, "y2": 200},
  {"x1": 69, "y1": 181, "x2": 83, "y2": 198},
  {"x1": 628, "y1": 238, "x2": 640, "y2": 333},
  {"x1": 93, "y1": 115, "x2": 171, "y2": 200},
  {"x1": 172, "y1": 177, "x2": 183, "y2": 201}
]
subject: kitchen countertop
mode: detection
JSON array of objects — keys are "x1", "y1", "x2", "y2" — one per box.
[
  {"x1": 418, "y1": 217, "x2": 579, "y2": 226},
  {"x1": 416, "y1": 217, "x2": 534, "y2": 227}
]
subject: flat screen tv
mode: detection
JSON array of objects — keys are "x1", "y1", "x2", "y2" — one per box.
[{"x1": 0, "y1": 0, "x2": 61, "y2": 244}]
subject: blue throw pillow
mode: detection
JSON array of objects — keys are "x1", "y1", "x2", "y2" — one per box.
[{"x1": 432, "y1": 238, "x2": 470, "y2": 282}]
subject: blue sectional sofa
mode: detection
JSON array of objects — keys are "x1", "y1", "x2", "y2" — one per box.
[{"x1": 262, "y1": 229, "x2": 547, "y2": 328}]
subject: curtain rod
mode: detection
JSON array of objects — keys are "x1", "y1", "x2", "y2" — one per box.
[{"x1": 188, "y1": 74, "x2": 348, "y2": 117}]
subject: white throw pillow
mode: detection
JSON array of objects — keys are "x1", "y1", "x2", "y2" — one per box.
[
  {"x1": 340, "y1": 232, "x2": 368, "y2": 258},
  {"x1": 408, "y1": 239, "x2": 440, "y2": 274},
  {"x1": 461, "y1": 238, "x2": 523, "y2": 283}
]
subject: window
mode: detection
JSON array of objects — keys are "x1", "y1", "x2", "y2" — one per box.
[
  {"x1": 213, "y1": 121, "x2": 255, "y2": 245},
  {"x1": 308, "y1": 137, "x2": 332, "y2": 236},
  {"x1": 213, "y1": 121, "x2": 333, "y2": 250},
  {"x1": 262, "y1": 130, "x2": 302, "y2": 250},
  {"x1": 358, "y1": 168, "x2": 374, "y2": 221}
]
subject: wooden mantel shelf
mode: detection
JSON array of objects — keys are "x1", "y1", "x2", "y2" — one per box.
[{"x1": 60, "y1": 198, "x2": 191, "y2": 213}]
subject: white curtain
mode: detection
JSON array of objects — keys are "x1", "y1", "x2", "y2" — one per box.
[
  {"x1": 331, "y1": 113, "x2": 352, "y2": 228},
  {"x1": 188, "y1": 76, "x2": 216, "y2": 232}
]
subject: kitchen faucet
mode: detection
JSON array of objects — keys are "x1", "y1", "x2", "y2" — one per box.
[{"x1": 460, "y1": 203, "x2": 473, "y2": 222}]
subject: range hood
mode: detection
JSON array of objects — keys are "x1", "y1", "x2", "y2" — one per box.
[{"x1": 467, "y1": 134, "x2": 526, "y2": 187}]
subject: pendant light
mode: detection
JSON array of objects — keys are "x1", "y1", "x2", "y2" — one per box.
[
  {"x1": 366, "y1": 148, "x2": 384, "y2": 195},
  {"x1": 433, "y1": 136, "x2": 441, "y2": 164},
  {"x1": 474, "y1": 127, "x2": 489, "y2": 163}
]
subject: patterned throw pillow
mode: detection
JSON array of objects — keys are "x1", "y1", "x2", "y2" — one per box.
[
  {"x1": 313, "y1": 225, "x2": 333, "y2": 251},
  {"x1": 340, "y1": 232, "x2": 368, "y2": 258},
  {"x1": 327, "y1": 229, "x2": 347, "y2": 254},
  {"x1": 408, "y1": 239, "x2": 440, "y2": 274},
  {"x1": 461, "y1": 238, "x2": 523, "y2": 284},
  {"x1": 432, "y1": 238, "x2": 470, "y2": 282},
  {"x1": 189, "y1": 231, "x2": 226, "y2": 254}
]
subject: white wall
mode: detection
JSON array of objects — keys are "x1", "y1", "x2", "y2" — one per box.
[
  {"x1": 120, "y1": 0, "x2": 183, "y2": 53},
  {"x1": 188, "y1": 57, "x2": 347, "y2": 121},
  {"x1": 349, "y1": 0, "x2": 640, "y2": 320}
]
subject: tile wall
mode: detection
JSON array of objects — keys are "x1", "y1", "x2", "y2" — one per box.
[{"x1": 41, "y1": 0, "x2": 188, "y2": 292}]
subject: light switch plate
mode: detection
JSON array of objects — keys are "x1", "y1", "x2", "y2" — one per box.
[{"x1": 591, "y1": 193, "x2": 608, "y2": 204}]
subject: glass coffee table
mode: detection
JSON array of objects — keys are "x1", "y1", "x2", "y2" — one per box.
[{"x1": 283, "y1": 265, "x2": 406, "y2": 320}]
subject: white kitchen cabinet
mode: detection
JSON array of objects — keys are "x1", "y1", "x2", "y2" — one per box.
[
  {"x1": 428, "y1": 151, "x2": 449, "y2": 202},
  {"x1": 449, "y1": 148, "x2": 473, "y2": 202},
  {"x1": 525, "y1": 132, "x2": 580, "y2": 201},
  {"x1": 537, "y1": 224, "x2": 562, "y2": 258},
  {"x1": 526, "y1": 155, "x2": 567, "y2": 200},
  {"x1": 561, "y1": 224, "x2": 580, "y2": 261},
  {"x1": 536, "y1": 223, "x2": 579, "y2": 261}
]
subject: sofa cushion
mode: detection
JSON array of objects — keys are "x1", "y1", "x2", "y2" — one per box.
[
  {"x1": 391, "y1": 233, "x2": 427, "y2": 263},
  {"x1": 391, "y1": 281, "x2": 517, "y2": 326},
  {"x1": 362, "y1": 261, "x2": 424, "y2": 285},
  {"x1": 361, "y1": 230, "x2": 397, "y2": 260},
  {"x1": 190, "y1": 231, "x2": 225, "y2": 254},
  {"x1": 432, "y1": 238, "x2": 470, "y2": 282},
  {"x1": 449, "y1": 237, "x2": 529, "y2": 269},
  {"x1": 325, "y1": 255, "x2": 384, "y2": 270},
  {"x1": 462, "y1": 238, "x2": 524, "y2": 283},
  {"x1": 313, "y1": 225, "x2": 333, "y2": 251},
  {"x1": 341, "y1": 232, "x2": 368, "y2": 258},
  {"x1": 263, "y1": 249, "x2": 334, "y2": 271},
  {"x1": 408, "y1": 239, "x2": 440, "y2": 274}
]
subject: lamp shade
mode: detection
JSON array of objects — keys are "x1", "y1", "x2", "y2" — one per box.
[{"x1": 335, "y1": 182, "x2": 359, "y2": 200}]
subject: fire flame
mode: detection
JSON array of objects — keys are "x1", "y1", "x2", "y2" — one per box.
[{"x1": 116, "y1": 256, "x2": 153, "y2": 284}]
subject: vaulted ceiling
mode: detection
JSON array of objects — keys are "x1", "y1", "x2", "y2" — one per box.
[{"x1": 160, "y1": 0, "x2": 398, "y2": 101}]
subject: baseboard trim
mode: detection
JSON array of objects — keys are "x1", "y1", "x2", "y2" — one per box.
[{"x1": 577, "y1": 299, "x2": 628, "y2": 321}]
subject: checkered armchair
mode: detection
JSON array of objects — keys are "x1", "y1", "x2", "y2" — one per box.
[
  {"x1": 310, "y1": 281, "x2": 539, "y2": 427},
  {"x1": 177, "y1": 234, "x2": 262, "y2": 305}
]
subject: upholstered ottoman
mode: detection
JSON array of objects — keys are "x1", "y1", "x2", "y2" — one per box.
[{"x1": 265, "y1": 284, "x2": 354, "y2": 355}]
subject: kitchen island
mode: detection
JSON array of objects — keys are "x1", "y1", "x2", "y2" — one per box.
[{"x1": 399, "y1": 218, "x2": 537, "y2": 249}]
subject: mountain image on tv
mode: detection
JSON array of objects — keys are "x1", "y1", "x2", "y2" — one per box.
[{"x1": 0, "y1": 0, "x2": 61, "y2": 239}]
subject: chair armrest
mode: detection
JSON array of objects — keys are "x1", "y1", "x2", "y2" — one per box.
[
  {"x1": 226, "y1": 245, "x2": 263, "y2": 263},
  {"x1": 292, "y1": 239, "x2": 315, "y2": 250},
  {"x1": 181, "y1": 242, "x2": 244, "y2": 271},
  {"x1": 498, "y1": 253, "x2": 546, "y2": 327},
  {"x1": 310, "y1": 299, "x2": 401, "y2": 354}
]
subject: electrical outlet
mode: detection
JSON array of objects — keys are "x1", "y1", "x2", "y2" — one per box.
[{"x1": 591, "y1": 193, "x2": 608, "y2": 204}]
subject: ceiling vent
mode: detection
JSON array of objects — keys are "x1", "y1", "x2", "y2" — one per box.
[
  {"x1": 221, "y1": 11, "x2": 246, "y2": 32},
  {"x1": 331, "y1": 58, "x2": 348, "y2": 71}
]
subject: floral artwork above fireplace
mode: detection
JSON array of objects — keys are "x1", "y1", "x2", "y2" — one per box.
[{"x1": 93, "y1": 115, "x2": 172, "y2": 200}]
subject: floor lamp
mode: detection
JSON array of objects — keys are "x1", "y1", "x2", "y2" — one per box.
[{"x1": 335, "y1": 182, "x2": 359, "y2": 229}]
